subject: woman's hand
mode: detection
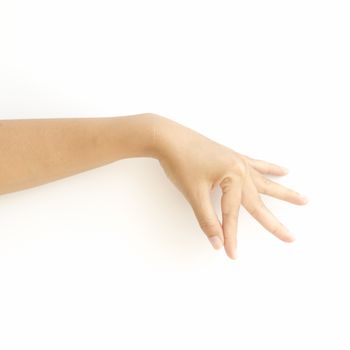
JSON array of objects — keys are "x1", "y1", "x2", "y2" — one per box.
[
  {"x1": 0, "y1": 113, "x2": 308, "y2": 259},
  {"x1": 152, "y1": 114, "x2": 309, "y2": 260}
]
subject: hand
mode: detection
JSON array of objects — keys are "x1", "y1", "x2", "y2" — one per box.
[{"x1": 152, "y1": 115, "x2": 309, "y2": 260}]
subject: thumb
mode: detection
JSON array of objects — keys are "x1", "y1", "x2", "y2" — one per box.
[{"x1": 188, "y1": 184, "x2": 224, "y2": 250}]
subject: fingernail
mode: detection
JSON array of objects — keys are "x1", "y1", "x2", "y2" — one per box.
[
  {"x1": 281, "y1": 167, "x2": 289, "y2": 174},
  {"x1": 284, "y1": 227, "x2": 296, "y2": 242},
  {"x1": 231, "y1": 248, "x2": 237, "y2": 260},
  {"x1": 288, "y1": 234, "x2": 296, "y2": 242},
  {"x1": 299, "y1": 195, "x2": 309, "y2": 204},
  {"x1": 283, "y1": 226, "x2": 295, "y2": 242},
  {"x1": 208, "y1": 236, "x2": 223, "y2": 250}
]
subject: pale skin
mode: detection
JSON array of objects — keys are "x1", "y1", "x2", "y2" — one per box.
[{"x1": 0, "y1": 113, "x2": 308, "y2": 259}]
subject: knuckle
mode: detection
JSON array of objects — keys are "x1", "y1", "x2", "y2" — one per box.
[
  {"x1": 219, "y1": 154, "x2": 248, "y2": 183},
  {"x1": 271, "y1": 224, "x2": 283, "y2": 236},
  {"x1": 199, "y1": 219, "x2": 218, "y2": 234},
  {"x1": 249, "y1": 200, "x2": 265, "y2": 217},
  {"x1": 223, "y1": 210, "x2": 238, "y2": 222},
  {"x1": 249, "y1": 206, "x2": 258, "y2": 217},
  {"x1": 220, "y1": 176, "x2": 233, "y2": 193},
  {"x1": 260, "y1": 187, "x2": 267, "y2": 195},
  {"x1": 230, "y1": 158, "x2": 248, "y2": 178},
  {"x1": 259, "y1": 184, "x2": 268, "y2": 194},
  {"x1": 262, "y1": 177, "x2": 272, "y2": 186},
  {"x1": 260, "y1": 178, "x2": 272, "y2": 195}
]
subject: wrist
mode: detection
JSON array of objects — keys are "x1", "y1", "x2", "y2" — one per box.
[
  {"x1": 137, "y1": 113, "x2": 190, "y2": 162},
  {"x1": 149, "y1": 114, "x2": 194, "y2": 163},
  {"x1": 98, "y1": 113, "x2": 160, "y2": 160},
  {"x1": 138, "y1": 113, "x2": 164, "y2": 159},
  {"x1": 146, "y1": 113, "x2": 178, "y2": 162},
  {"x1": 113, "y1": 113, "x2": 165, "y2": 160}
]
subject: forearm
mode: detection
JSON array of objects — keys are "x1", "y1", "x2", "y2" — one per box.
[{"x1": 0, "y1": 113, "x2": 157, "y2": 195}]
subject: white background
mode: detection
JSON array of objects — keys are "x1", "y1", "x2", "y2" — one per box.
[{"x1": 0, "y1": 0, "x2": 349, "y2": 349}]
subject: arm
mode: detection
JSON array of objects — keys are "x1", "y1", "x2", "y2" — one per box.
[
  {"x1": 0, "y1": 113, "x2": 157, "y2": 195},
  {"x1": 0, "y1": 113, "x2": 308, "y2": 259}
]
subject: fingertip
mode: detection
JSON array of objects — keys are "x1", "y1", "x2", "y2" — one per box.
[
  {"x1": 292, "y1": 195, "x2": 309, "y2": 205},
  {"x1": 299, "y1": 195, "x2": 310, "y2": 204},
  {"x1": 278, "y1": 225, "x2": 296, "y2": 242},
  {"x1": 224, "y1": 244, "x2": 237, "y2": 260},
  {"x1": 273, "y1": 167, "x2": 289, "y2": 176},
  {"x1": 280, "y1": 167, "x2": 289, "y2": 175},
  {"x1": 283, "y1": 231, "x2": 296, "y2": 242},
  {"x1": 230, "y1": 252, "x2": 237, "y2": 260},
  {"x1": 208, "y1": 236, "x2": 224, "y2": 250},
  {"x1": 229, "y1": 253, "x2": 237, "y2": 260},
  {"x1": 286, "y1": 235, "x2": 296, "y2": 243}
]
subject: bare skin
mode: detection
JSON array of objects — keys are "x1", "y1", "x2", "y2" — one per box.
[{"x1": 0, "y1": 113, "x2": 308, "y2": 259}]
